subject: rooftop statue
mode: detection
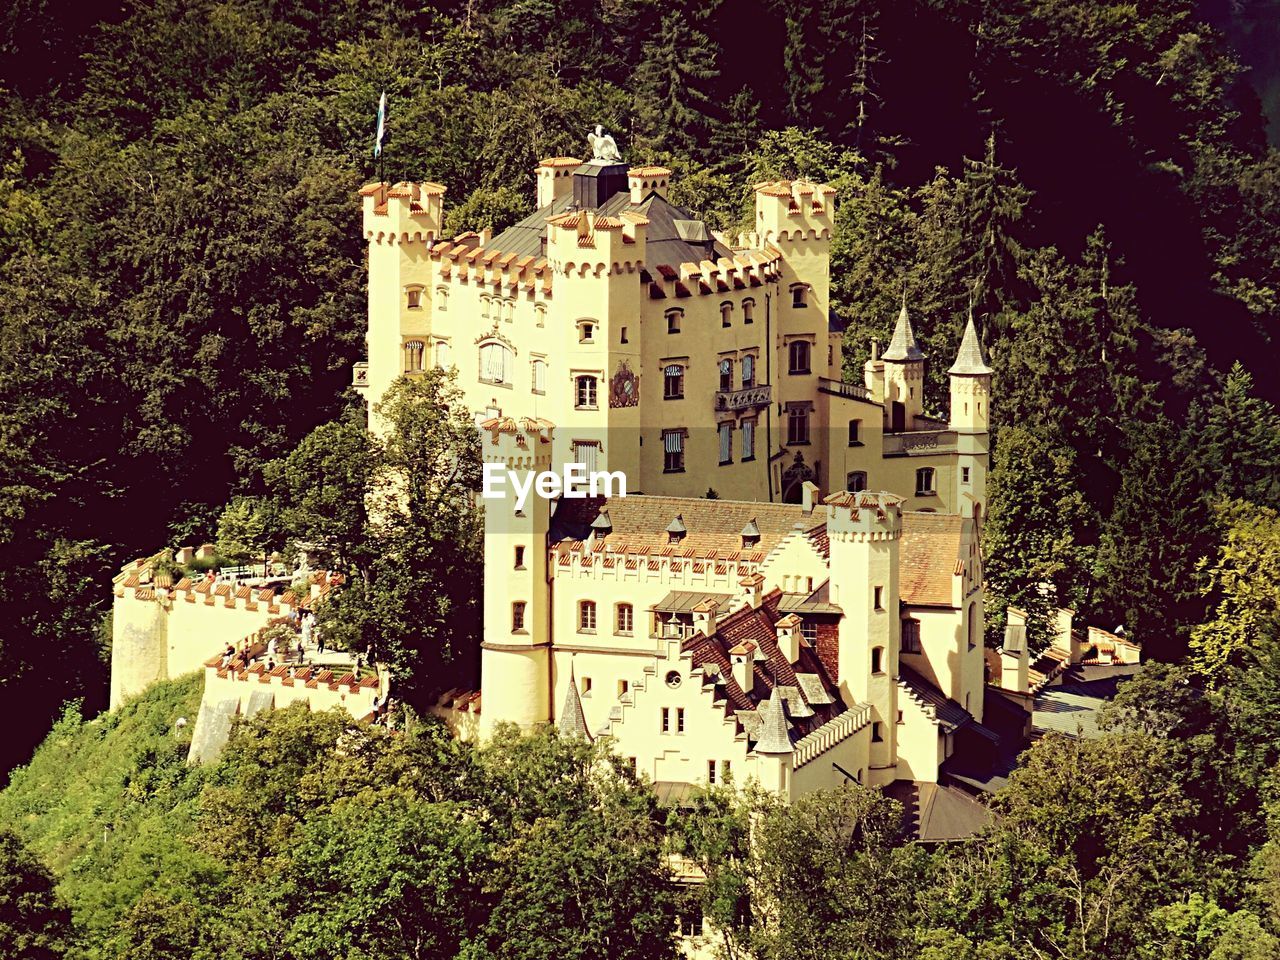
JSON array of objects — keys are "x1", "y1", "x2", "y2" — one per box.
[{"x1": 587, "y1": 124, "x2": 623, "y2": 163}]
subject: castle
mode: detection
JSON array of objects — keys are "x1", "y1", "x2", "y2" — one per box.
[{"x1": 357, "y1": 135, "x2": 1018, "y2": 815}]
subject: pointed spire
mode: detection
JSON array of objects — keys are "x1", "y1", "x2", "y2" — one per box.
[
  {"x1": 753, "y1": 686, "x2": 794, "y2": 755},
  {"x1": 557, "y1": 666, "x2": 592, "y2": 741},
  {"x1": 881, "y1": 289, "x2": 925, "y2": 362},
  {"x1": 948, "y1": 309, "x2": 993, "y2": 375}
]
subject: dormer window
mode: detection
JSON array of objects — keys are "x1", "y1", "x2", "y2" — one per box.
[{"x1": 666, "y1": 514, "x2": 687, "y2": 544}]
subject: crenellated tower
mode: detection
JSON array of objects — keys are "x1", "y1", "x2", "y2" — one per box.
[
  {"x1": 360, "y1": 181, "x2": 446, "y2": 422},
  {"x1": 478, "y1": 416, "x2": 556, "y2": 736},
  {"x1": 948, "y1": 312, "x2": 993, "y2": 519},
  {"x1": 823, "y1": 489, "x2": 903, "y2": 786}
]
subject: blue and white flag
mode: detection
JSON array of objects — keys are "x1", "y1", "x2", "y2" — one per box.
[{"x1": 374, "y1": 91, "x2": 387, "y2": 159}]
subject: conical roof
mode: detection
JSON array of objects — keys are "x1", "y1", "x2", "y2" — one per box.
[
  {"x1": 557, "y1": 668, "x2": 592, "y2": 741},
  {"x1": 948, "y1": 312, "x2": 993, "y2": 375},
  {"x1": 882, "y1": 297, "x2": 925, "y2": 363},
  {"x1": 753, "y1": 686, "x2": 794, "y2": 755}
]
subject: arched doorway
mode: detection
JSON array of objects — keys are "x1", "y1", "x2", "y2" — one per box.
[{"x1": 781, "y1": 454, "x2": 816, "y2": 504}]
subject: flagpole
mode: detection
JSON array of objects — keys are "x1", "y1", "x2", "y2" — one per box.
[{"x1": 375, "y1": 90, "x2": 388, "y2": 188}]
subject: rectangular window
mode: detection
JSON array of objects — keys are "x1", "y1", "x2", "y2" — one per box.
[
  {"x1": 847, "y1": 471, "x2": 867, "y2": 492},
  {"x1": 848, "y1": 419, "x2": 860, "y2": 445},
  {"x1": 788, "y1": 340, "x2": 811, "y2": 374},
  {"x1": 718, "y1": 422, "x2": 732, "y2": 465},
  {"x1": 962, "y1": 466, "x2": 971, "y2": 484},
  {"x1": 663, "y1": 430, "x2": 685, "y2": 473},
  {"x1": 791, "y1": 285, "x2": 807, "y2": 308},
  {"x1": 677, "y1": 708, "x2": 686, "y2": 733},
  {"x1": 721, "y1": 302, "x2": 732, "y2": 327},
  {"x1": 801, "y1": 621, "x2": 817, "y2": 643},
  {"x1": 406, "y1": 288, "x2": 422, "y2": 309},
  {"x1": 572, "y1": 441, "x2": 599, "y2": 474},
  {"x1": 708, "y1": 760, "x2": 717, "y2": 784},
  {"x1": 787, "y1": 407, "x2": 810, "y2": 445},
  {"x1": 579, "y1": 601, "x2": 596, "y2": 632},
  {"x1": 916, "y1": 467, "x2": 936, "y2": 495},
  {"x1": 667, "y1": 310, "x2": 682, "y2": 333},
  {"x1": 721, "y1": 759, "x2": 731, "y2": 780},
  {"x1": 742, "y1": 299, "x2": 754, "y2": 324},
  {"x1": 531, "y1": 358, "x2": 546, "y2": 394},
  {"x1": 575, "y1": 376, "x2": 598, "y2": 410},
  {"x1": 404, "y1": 340, "x2": 425, "y2": 373},
  {"x1": 874, "y1": 586, "x2": 884, "y2": 611},
  {"x1": 661, "y1": 707, "x2": 670, "y2": 733},
  {"x1": 581, "y1": 676, "x2": 593, "y2": 696},
  {"x1": 741, "y1": 354, "x2": 755, "y2": 387},
  {"x1": 514, "y1": 545, "x2": 525, "y2": 569},
  {"x1": 902, "y1": 619, "x2": 921, "y2": 654},
  {"x1": 511, "y1": 602, "x2": 525, "y2": 632},
  {"x1": 434, "y1": 340, "x2": 451, "y2": 370},
  {"x1": 618, "y1": 679, "x2": 629, "y2": 696},
  {"x1": 617, "y1": 604, "x2": 633, "y2": 635},
  {"x1": 620, "y1": 325, "x2": 628, "y2": 344},
  {"x1": 663, "y1": 364, "x2": 685, "y2": 400},
  {"x1": 742, "y1": 419, "x2": 756, "y2": 460}
]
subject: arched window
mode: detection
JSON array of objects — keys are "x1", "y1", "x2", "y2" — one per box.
[
  {"x1": 504, "y1": 299, "x2": 516, "y2": 322},
  {"x1": 433, "y1": 339, "x2": 451, "y2": 370},
  {"x1": 790, "y1": 284, "x2": 808, "y2": 308},
  {"x1": 479, "y1": 342, "x2": 513, "y2": 385},
  {"x1": 788, "y1": 340, "x2": 811, "y2": 375},
  {"x1": 616, "y1": 603, "x2": 634, "y2": 635},
  {"x1": 846, "y1": 471, "x2": 867, "y2": 492},
  {"x1": 436, "y1": 286, "x2": 449, "y2": 311},
  {"x1": 666, "y1": 309, "x2": 683, "y2": 334},
  {"x1": 742, "y1": 298, "x2": 755, "y2": 324},
  {"x1": 578, "y1": 600, "x2": 597, "y2": 632},
  {"x1": 534, "y1": 303, "x2": 547, "y2": 327},
  {"x1": 915, "y1": 467, "x2": 936, "y2": 495},
  {"x1": 664, "y1": 364, "x2": 685, "y2": 400},
  {"x1": 405, "y1": 286, "x2": 423, "y2": 309},
  {"x1": 871, "y1": 646, "x2": 885, "y2": 674},
  {"x1": 531, "y1": 358, "x2": 547, "y2": 394},
  {"x1": 742, "y1": 354, "x2": 755, "y2": 387},
  {"x1": 719, "y1": 358, "x2": 734, "y2": 391},
  {"x1": 480, "y1": 295, "x2": 492, "y2": 320},
  {"x1": 720, "y1": 301, "x2": 733, "y2": 327},
  {"x1": 403, "y1": 340, "x2": 425, "y2": 373}
]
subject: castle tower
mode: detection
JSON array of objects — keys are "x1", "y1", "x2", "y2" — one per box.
[
  {"x1": 544, "y1": 179, "x2": 647, "y2": 485},
  {"x1": 359, "y1": 181, "x2": 446, "y2": 422},
  {"x1": 948, "y1": 312, "x2": 993, "y2": 519},
  {"x1": 824, "y1": 489, "x2": 903, "y2": 787},
  {"x1": 478, "y1": 416, "x2": 555, "y2": 736},
  {"x1": 881, "y1": 294, "x2": 925, "y2": 432}
]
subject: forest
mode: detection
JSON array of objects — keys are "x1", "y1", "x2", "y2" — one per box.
[{"x1": 1, "y1": 0, "x2": 1280, "y2": 955}]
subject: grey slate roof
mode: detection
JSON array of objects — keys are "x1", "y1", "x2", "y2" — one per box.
[
  {"x1": 882, "y1": 301, "x2": 925, "y2": 362},
  {"x1": 753, "y1": 686, "x2": 795, "y2": 755},
  {"x1": 1032, "y1": 665, "x2": 1142, "y2": 739},
  {"x1": 487, "y1": 188, "x2": 732, "y2": 268},
  {"x1": 558, "y1": 670, "x2": 593, "y2": 740},
  {"x1": 899, "y1": 664, "x2": 999, "y2": 742},
  {"x1": 948, "y1": 313, "x2": 994, "y2": 375}
]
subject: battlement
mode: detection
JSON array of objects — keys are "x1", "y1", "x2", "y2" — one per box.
[
  {"x1": 754, "y1": 179, "x2": 835, "y2": 243},
  {"x1": 430, "y1": 236, "x2": 554, "y2": 298},
  {"x1": 823, "y1": 490, "x2": 904, "y2": 539},
  {"x1": 546, "y1": 209, "x2": 647, "y2": 276},
  {"x1": 361, "y1": 181, "x2": 445, "y2": 244},
  {"x1": 478, "y1": 415, "x2": 554, "y2": 469}
]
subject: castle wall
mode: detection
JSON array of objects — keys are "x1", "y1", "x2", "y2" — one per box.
[
  {"x1": 894, "y1": 692, "x2": 948, "y2": 782},
  {"x1": 109, "y1": 591, "x2": 170, "y2": 710}
]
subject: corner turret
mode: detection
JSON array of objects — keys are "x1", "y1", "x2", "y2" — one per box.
[
  {"x1": 948, "y1": 312, "x2": 992, "y2": 519},
  {"x1": 881, "y1": 294, "x2": 925, "y2": 431}
]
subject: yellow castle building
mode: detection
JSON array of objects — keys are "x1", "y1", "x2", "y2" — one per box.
[
  {"x1": 357, "y1": 132, "x2": 1014, "y2": 820},
  {"x1": 356, "y1": 147, "x2": 992, "y2": 515}
]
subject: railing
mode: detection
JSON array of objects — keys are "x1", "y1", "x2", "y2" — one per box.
[
  {"x1": 817, "y1": 376, "x2": 871, "y2": 401},
  {"x1": 352, "y1": 362, "x2": 369, "y2": 389},
  {"x1": 714, "y1": 383, "x2": 772, "y2": 412},
  {"x1": 793, "y1": 702, "x2": 872, "y2": 768},
  {"x1": 882, "y1": 429, "x2": 957, "y2": 456}
]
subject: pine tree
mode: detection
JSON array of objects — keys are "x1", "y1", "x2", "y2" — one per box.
[
  {"x1": 1200, "y1": 362, "x2": 1280, "y2": 509},
  {"x1": 632, "y1": 13, "x2": 720, "y2": 159}
]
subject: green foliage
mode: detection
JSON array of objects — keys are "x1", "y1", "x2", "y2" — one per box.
[{"x1": 0, "y1": 828, "x2": 73, "y2": 959}]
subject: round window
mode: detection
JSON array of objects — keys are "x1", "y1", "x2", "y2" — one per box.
[{"x1": 665, "y1": 670, "x2": 682, "y2": 688}]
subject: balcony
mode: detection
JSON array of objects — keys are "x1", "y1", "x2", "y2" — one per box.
[
  {"x1": 714, "y1": 383, "x2": 771, "y2": 412},
  {"x1": 352, "y1": 362, "x2": 369, "y2": 389},
  {"x1": 817, "y1": 377, "x2": 871, "y2": 401},
  {"x1": 882, "y1": 429, "x2": 957, "y2": 456}
]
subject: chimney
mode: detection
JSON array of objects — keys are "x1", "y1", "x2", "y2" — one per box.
[
  {"x1": 776, "y1": 614, "x2": 802, "y2": 663},
  {"x1": 197, "y1": 544, "x2": 216, "y2": 560},
  {"x1": 1057, "y1": 608, "x2": 1080, "y2": 662},
  {"x1": 590, "y1": 510, "x2": 612, "y2": 542},
  {"x1": 692, "y1": 599, "x2": 719, "y2": 637},
  {"x1": 801, "y1": 481, "x2": 819, "y2": 514},
  {"x1": 739, "y1": 572, "x2": 764, "y2": 609},
  {"x1": 534, "y1": 157, "x2": 580, "y2": 207},
  {"x1": 176, "y1": 546, "x2": 195, "y2": 565},
  {"x1": 627, "y1": 165, "x2": 672, "y2": 203},
  {"x1": 730, "y1": 642, "x2": 756, "y2": 692},
  {"x1": 741, "y1": 518, "x2": 761, "y2": 550},
  {"x1": 1001, "y1": 611, "x2": 1029, "y2": 694}
]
